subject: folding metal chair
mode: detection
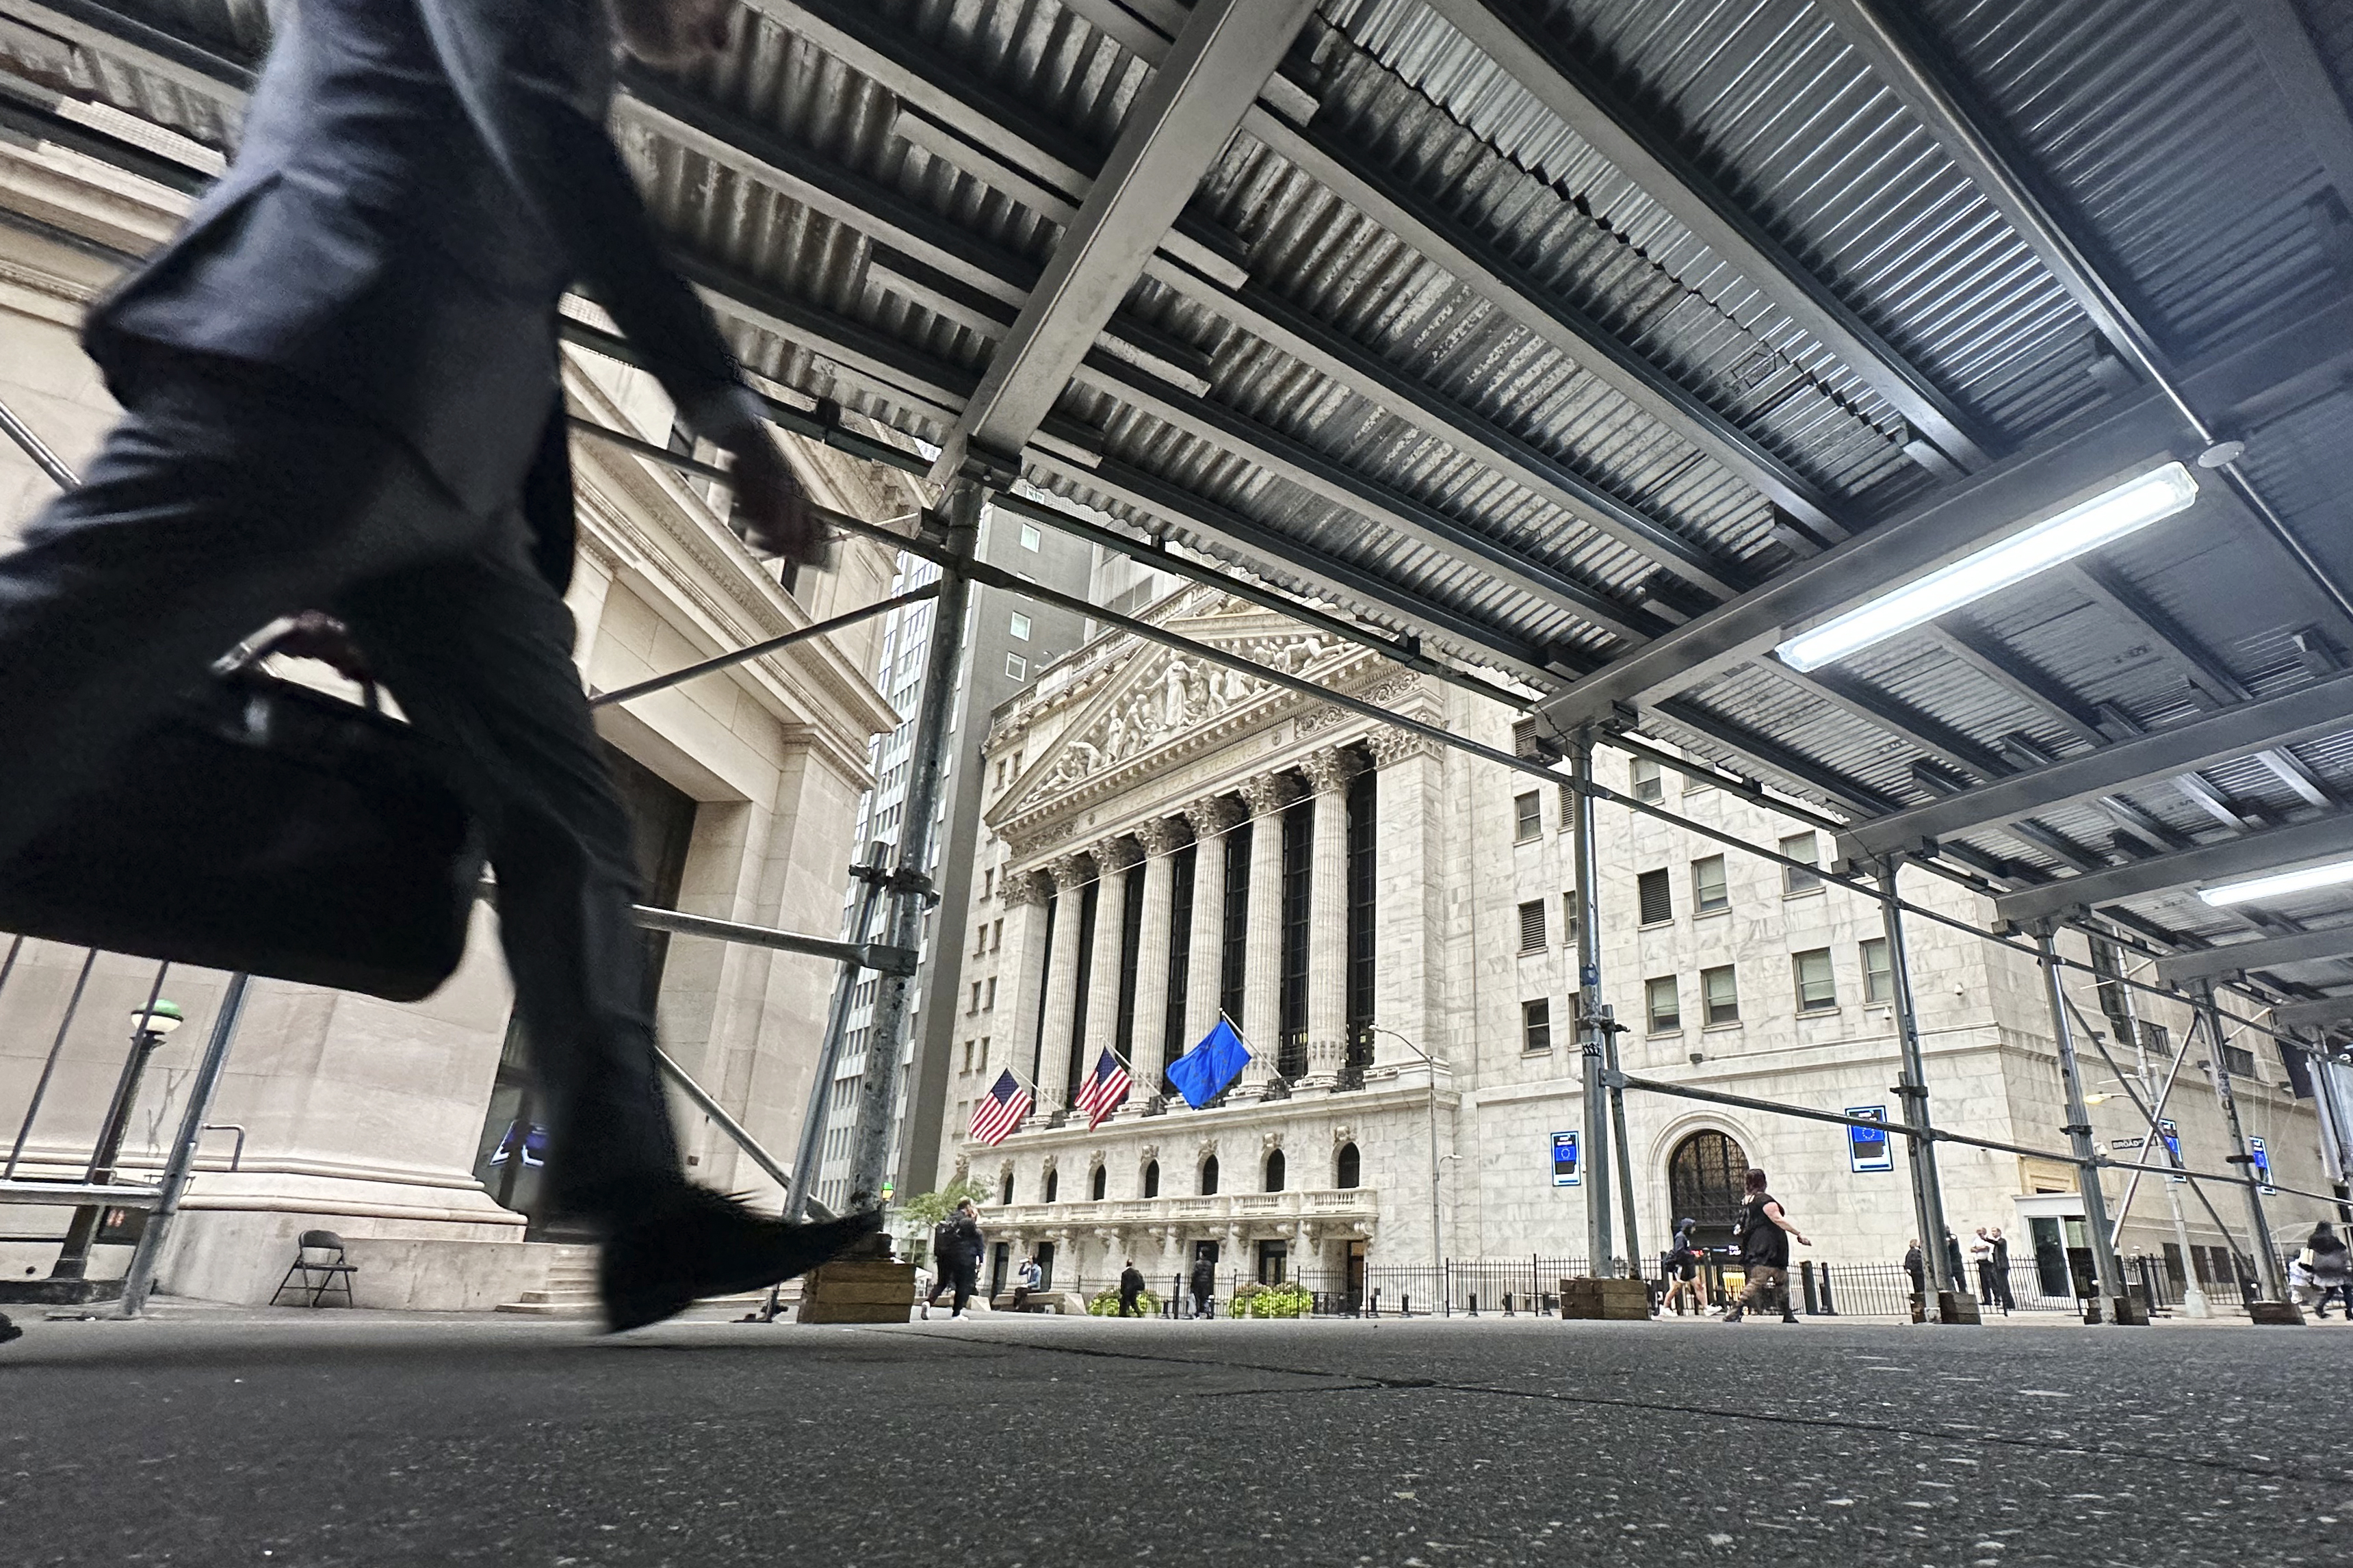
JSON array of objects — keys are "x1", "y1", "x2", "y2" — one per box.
[{"x1": 270, "y1": 1229, "x2": 359, "y2": 1307}]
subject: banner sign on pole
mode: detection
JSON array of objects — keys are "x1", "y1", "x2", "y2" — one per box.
[
  {"x1": 2249, "y1": 1135, "x2": 2274, "y2": 1194},
  {"x1": 1552, "y1": 1130, "x2": 1580, "y2": 1187},
  {"x1": 2161, "y1": 1119, "x2": 2185, "y2": 1184},
  {"x1": 1845, "y1": 1106, "x2": 1894, "y2": 1173}
]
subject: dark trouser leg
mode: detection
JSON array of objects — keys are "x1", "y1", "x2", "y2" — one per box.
[
  {"x1": 952, "y1": 1261, "x2": 976, "y2": 1313},
  {"x1": 0, "y1": 358, "x2": 482, "y2": 861},
  {"x1": 335, "y1": 521, "x2": 678, "y2": 1226}
]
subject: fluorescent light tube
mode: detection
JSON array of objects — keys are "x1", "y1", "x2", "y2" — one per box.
[
  {"x1": 1774, "y1": 462, "x2": 2199, "y2": 672},
  {"x1": 2198, "y1": 856, "x2": 2353, "y2": 907}
]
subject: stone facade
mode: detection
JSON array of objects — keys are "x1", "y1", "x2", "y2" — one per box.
[
  {"x1": 0, "y1": 130, "x2": 900, "y2": 1304},
  {"x1": 933, "y1": 581, "x2": 2339, "y2": 1301}
]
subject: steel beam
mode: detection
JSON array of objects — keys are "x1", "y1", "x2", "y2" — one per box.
[
  {"x1": 1535, "y1": 288, "x2": 2353, "y2": 732},
  {"x1": 1994, "y1": 811, "x2": 2353, "y2": 928},
  {"x1": 2155, "y1": 924, "x2": 2353, "y2": 986},
  {"x1": 2235, "y1": 0, "x2": 2353, "y2": 211},
  {"x1": 948, "y1": 0, "x2": 1315, "y2": 464},
  {"x1": 1845, "y1": 668, "x2": 2353, "y2": 862},
  {"x1": 1424, "y1": 0, "x2": 1992, "y2": 473},
  {"x1": 2274, "y1": 994, "x2": 2353, "y2": 1030}
]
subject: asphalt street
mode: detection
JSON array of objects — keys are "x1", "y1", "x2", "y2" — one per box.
[{"x1": 1, "y1": 1307, "x2": 2345, "y2": 1567}]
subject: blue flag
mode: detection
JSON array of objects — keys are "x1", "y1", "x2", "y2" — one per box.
[{"x1": 1167, "y1": 1017, "x2": 1251, "y2": 1109}]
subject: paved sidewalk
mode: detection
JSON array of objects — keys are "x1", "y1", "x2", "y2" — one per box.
[{"x1": 2, "y1": 1304, "x2": 2346, "y2": 1565}]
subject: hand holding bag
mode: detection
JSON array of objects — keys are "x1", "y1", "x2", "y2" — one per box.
[{"x1": 0, "y1": 636, "x2": 482, "y2": 1002}]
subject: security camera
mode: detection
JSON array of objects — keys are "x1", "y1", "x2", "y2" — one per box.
[{"x1": 1689, "y1": 1051, "x2": 1705, "y2": 1066}]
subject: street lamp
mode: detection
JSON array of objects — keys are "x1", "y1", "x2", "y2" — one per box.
[
  {"x1": 51, "y1": 1000, "x2": 185, "y2": 1283},
  {"x1": 1366, "y1": 1027, "x2": 1446, "y2": 1305}
]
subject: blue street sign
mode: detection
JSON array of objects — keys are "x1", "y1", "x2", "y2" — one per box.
[
  {"x1": 1552, "y1": 1130, "x2": 1581, "y2": 1187},
  {"x1": 2161, "y1": 1119, "x2": 2184, "y2": 1185},
  {"x1": 1846, "y1": 1106, "x2": 1894, "y2": 1173},
  {"x1": 2249, "y1": 1136, "x2": 2274, "y2": 1194}
]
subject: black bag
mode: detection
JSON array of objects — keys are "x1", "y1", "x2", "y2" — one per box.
[{"x1": 0, "y1": 666, "x2": 481, "y2": 1002}]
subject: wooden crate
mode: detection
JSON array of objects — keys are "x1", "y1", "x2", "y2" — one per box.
[
  {"x1": 796, "y1": 1260, "x2": 916, "y2": 1325},
  {"x1": 1557, "y1": 1276, "x2": 1650, "y2": 1321}
]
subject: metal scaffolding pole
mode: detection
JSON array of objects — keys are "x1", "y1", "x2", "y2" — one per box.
[
  {"x1": 1572, "y1": 733, "x2": 1612, "y2": 1276},
  {"x1": 2097, "y1": 937, "x2": 2211, "y2": 1317},
  {"x1": 2193, "y1": 981, "x2": 2291, "y2": 1305},
  {"x1": 1605, "y1": 1022, "x2": 1639, "y2": 1284},
  {"x1": 2033, "y1": 928, "x2": 2131, "y2": 1320},
  {"x1": 118, "y1": 972, "x2": 250, "y2": 1317},
  {"x1": 843, "y1": 482, "x2": 980, "y2": 1212},
  {"x1": 1876, "y1": 854, "x2": 1961, "y2": 1305},
  {"x1": 787, "y1": 847, "x2": 891, "y2": 1223}
]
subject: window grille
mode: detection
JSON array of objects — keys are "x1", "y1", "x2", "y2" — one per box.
[{"x1": 1637, "y1": 868, "x2": 1672, "y2": 924}]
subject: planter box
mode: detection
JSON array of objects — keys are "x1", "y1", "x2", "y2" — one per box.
[
  {"x1": 1557, "y1": 1276, "x2": 1649, "y2": 1321},
  {"x1": 796, "y1": 1260, "x2": 915, "y2": 1325}
]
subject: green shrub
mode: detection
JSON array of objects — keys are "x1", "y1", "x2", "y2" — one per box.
[
  {"x1": 1229, "y1": 1280, "x2": 1313, "y2": 1319},
  {"x1": 1088, "y1": 1288, "x2": 1162, "y2": 1317}
]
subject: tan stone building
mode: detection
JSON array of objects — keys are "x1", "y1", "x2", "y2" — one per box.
[
  {"x1": 933, "y1": 581, "x2": 2341, "y2": 1308},
  {"x1": 0, "y1": 118, "x2": 902, "y2": 1305}
]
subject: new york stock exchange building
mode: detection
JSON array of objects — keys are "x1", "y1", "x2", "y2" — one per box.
[{"x1": 932, "y1": 582, "x2": 2337, "y2": 1311}]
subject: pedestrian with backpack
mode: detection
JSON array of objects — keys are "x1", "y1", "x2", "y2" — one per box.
[
  {"x1": 924, "y1": 1199, "x2": 984, "y2": 1319},
  {"x1": 1724, "y1": 1168, "x2": 1808, "y2": 1324},
  {"x1": 1660, "y1": 1218, "x2": 1707, "y2": 1317}
]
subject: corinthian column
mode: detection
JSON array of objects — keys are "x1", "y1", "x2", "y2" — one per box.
[
  {"x1": 1300, "y1": 748, "x2": 1360, "y2": 1091},
  {"x1": 1081, "y1": 837, "x2": 1139, "y2": 1088},
  {"x1": 1037, "y1": 852, "x2": 1091, "y2": 1117},
  {"x1": 1239, "y1": 774, "x2": 1297, "y2": 1096},
  {"x1": 998, "y1": 871, "x2": 1052, "y2": 1103},
  {"x1": 1182, "y1": 797, "x2": 1242, "y2": 1051},
  {"x1": 1128, "y1": 818, "x2": 1181, "y2": 1105},
  {"x1": 1370, "y1": 731, "x2": 1444, "y2": 1059}
]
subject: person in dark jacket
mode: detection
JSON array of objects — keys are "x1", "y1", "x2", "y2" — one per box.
[
  {"x1": 1724, "y1": 1168, "x2": 1808, "y2": 1324},
  {"x1": 1903, "y1": 1239, "x2": 1927, "y2": 1318},
  {"x1": 1985, "y1": 1227, "x2": 2017, "y2": 1313},
  {"x1": 0, "y1": 1, "x2": 866, "y2": 1335},
  {"x1": 932, "y1": 1201, "x2": 983, "y2": 1318},
  {"x1": 2306, "y1": 1222, "x2": 2352, "y2": 1319},
  {"x1": 1118, "y1": 1259, "x2": 1148, "y2": 1318},
  {"x1": 1189, "y1": 1254, "x2": 1218, "y2": 1319}
]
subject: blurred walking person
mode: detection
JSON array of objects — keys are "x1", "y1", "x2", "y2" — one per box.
[
  {"x1": 2305, "y1": 1222, "x2": 2351, "y2": 1319},
  {"x1": 1190, "y1": 1253, "x2": 1218, "y2": 1319},
  {"x1": 0, "y1": 0, "x2": 869, "y2": 1333},
  {"x1": 929, "y1": 1200, "x2": 983, "y2": 1319},
  {"x1": 1661, "y1": 1218, "x2": 1707, "y2": 1317},
  {"x1": 1985, "y1": 1227, "x2": 2016, "y2": 1314},
  {"x1": 1723, "y1": 1168, "x2": 1808, "y2": 1324},
  {"x1": 1118, "y1": 1259, "x2": 1147, "y2": 1318}
]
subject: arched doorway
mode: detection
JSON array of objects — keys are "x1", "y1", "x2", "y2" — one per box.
[{"x1": 1667, "y1": 1129, "x2": 1750, "y2": 1253}]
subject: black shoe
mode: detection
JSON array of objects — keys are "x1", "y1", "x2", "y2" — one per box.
[
  {"x1": 0, "y1": 1311, "x2": 21, "y2": 1346},
  {"x1": 599, "y1": 1188, "x2": 881, "y2": 1333},
  {"x1": 1781, "y1": 1314, "x2": 1802, "y2": 1323},
  {"x1": 1721, "y1": 1307, "x2": 1743, "y2": 1323}
]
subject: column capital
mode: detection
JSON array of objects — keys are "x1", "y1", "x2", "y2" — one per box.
[
  {"x1": 1299, "y1": 746, "x2": 1364, "y2": 796},
  {"x1": 1091, "y1": 836, "x2": 1142, "y2": 872},
  {"x1": 1184, "y1": 795, "x2": 1244, "y2": 837},
  {"x1": 1133, "y1": 815, "x2": 1184, "y2": 857},
  {"x1": 1240, "y1": 773, "x2": 1299, "y2": 816},
  {"x1": 1003, "y1": 870, "x2": 1050, "y2": 909},
  {"x1": 1047, "y1": 851, "x2": 1093, "y2": 889},
  {"x1": 1368, "y1": 729, "x2": 1442, "y2": 768}
]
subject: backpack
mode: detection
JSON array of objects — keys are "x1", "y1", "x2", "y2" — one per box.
[{"x1": 931, "y1": 1219, "x2": 956, "y2": 1261}]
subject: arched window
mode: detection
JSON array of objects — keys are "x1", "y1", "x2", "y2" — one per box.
[
  {"x1": 1335, "y1": 1142, "x2": 1360, "y2": 1190},
  {"x1": 1667, "y1": 1129, "x2": 1750, "y2": 1252},
  {"x1": 1264, "y1": 1149, "x2": 1286, "y2": 1192},
  {"x1": 1044, "y1": 1167, "x2": 1059, "y2": 1203},
  {"x1": 1200, "y1": 1154, "x2": 1219, "y2": 1196},
  {"x1": 1143, "y1": 1160, "x2": 1160, "y2": 1198},
  {"x1": 1000, "y1": 1170, "x2": 1014, "y2": 1205},
  {"x1": 1089, "y1": 1164, "x2": 1107, "y2": 1201}
]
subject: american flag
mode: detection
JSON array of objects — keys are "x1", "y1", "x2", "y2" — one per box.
[
  {"x1": 970, "y1": 1069, "x2": 1031, "y2": 1147},
  {"x1": 1074, "y1": 1048, "x2": 1132, "y2": 1130}
]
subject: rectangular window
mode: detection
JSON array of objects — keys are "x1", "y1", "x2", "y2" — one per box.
[
  {"x1": 1637, "y1": 868, "x2": 1672, "y2": 925},
  {"x1": 1006, "y1": 653, "x2": 1027, "y2": 681},
  {"x1": 991, "y1": 919, "x2": 1002, "y2": 952},
  {"x1": 969, "y1": 981, "x2": 981, "y2": 1012},
  {"x1": 973, "y1": 925, "x2": 987, "y2": 956},
  {"x1": 1860, "y1": 938, "x2": 1893, "y2": 1004},
  {"x1": 1518, "y1": 899, "x2": 1548, "y2": 954},
  {"x1": 1562, "y1": 890, "x2": 1580, "y2": 949},
  {"x1": 984, "y1": 977, "x2": 997, "y2": 1010},
  {"x1": 1631, "y1": 757, "x2": 1663, "y2": 803},
  {"x1": 1702, "y1": 965, "x2": 1739, "y2": 1026},
  {"x1": 1009, "y1": 612, "x2": 1032, "y2": 640},
  {"x1": 1513, "y1": 792, "x2": 1542, "y2": 844},
  {"x1": 982, "y1": 867, "x2": 995, "y2": 899},
  {"x1": 1692, "y1": 854, "x2": 1728, "y2": 913},
  {"x1": 1646, "y1": 976, "x2": 1681, "y2": 1033},
  {"x1": 1019, "y1": 522, "x2": 1041, "y2": 551},
  {"x1": 1559, "y1": 783, "x2": 1575, "y2": 831},
  {"x1": 1793, "y1": 948, "x2": 1837, "y2": 1012},
  {"x1": 1781, "y1": 833, "x2": 1822, "y2": 894},
  {"x1": 2219, "y1": 1043, "x2": 2257, "y2": 1079},
  {"x1": 1522, "y1": 998, "x2": 1552, "y2": 1054}
]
